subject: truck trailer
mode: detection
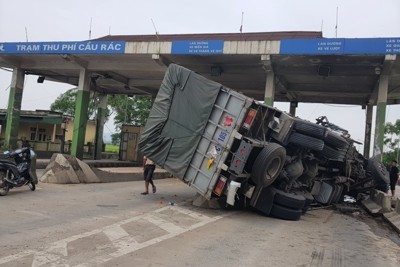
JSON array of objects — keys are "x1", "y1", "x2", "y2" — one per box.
[{"x1": 138, "y1": 64, "x2": 389, "y2": 220}]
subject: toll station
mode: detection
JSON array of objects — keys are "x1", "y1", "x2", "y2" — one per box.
[{"x1": 0, "y1": 31, "x2": 399, "y2": 160}]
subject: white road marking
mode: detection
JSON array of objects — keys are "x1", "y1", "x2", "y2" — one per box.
[
  {"x1": 0, "y1": 205, "x2": 230, "y2": 267},
  {"x1": 172, "y1": 205, "x2": 212, "y2": 220},
  {"x1": 103, "y1": 225, "x2": 130, "y2": 241},
  {"x1": 145, "y1": 213, "x2": 185, "y2": 233},
  {"x1": 0, "y1": 250, "x2": 36, "y2": 265},
  {"x1": 16, "y1": 210, "x2": 53, "y2": 219}
]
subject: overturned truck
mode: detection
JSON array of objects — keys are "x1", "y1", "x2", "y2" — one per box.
[{"x1": 139, "y1": 64, "x2": 389, "y2": 220}]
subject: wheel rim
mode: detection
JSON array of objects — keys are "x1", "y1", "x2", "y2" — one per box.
[{"x1": 265, "y1": 157, "x2": 282, "y2": 181}]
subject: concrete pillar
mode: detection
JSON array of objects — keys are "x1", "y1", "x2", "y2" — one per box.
[
  {"x1": 51, "y1": 124, "x2": 57, "y2": 142},
  {"x1": 94, "y1": 94, "x2": 108, "y2": 160},
  {"x1": 289, "y1": 101, "x2": 298, "y2": 116},
  {"x1": 363, "y1": 104, "x2": 373, "y2": 158},
  {"x1": 70, "y1": 69, "x2": 91, "y2": 159},
  {"x1": 264, "y1": 72, "x2": 275, "y2": 106},
  {"x1": 35, "y1": 123, "x2": 39, "y2": 141},
  {"x1": 373, "y1": 75, "x2": 389, "y2": 157},
  {"x1": 4, "y1": 68, "x2": 25, "y2": 149}
]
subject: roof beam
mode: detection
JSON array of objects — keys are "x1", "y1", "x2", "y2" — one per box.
[
  {"x1": 60, "y1": 54, "x2": 88, "y2": 69},
  {"x1": 0, "y1": 56, "x2": 20, "y2": 68}
]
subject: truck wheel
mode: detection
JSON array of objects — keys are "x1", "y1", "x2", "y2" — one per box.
[
  {"x1": 272, "y1": 188, "x2": 306, "y2": 209},
  {"x1": 293, "y1": 119, "x2": 326, "y2": 138},
  {"x1": 288, "y1": 133, "x2": 324, "y2": 151},
  {"x1": 367, "y1": 156, "x2": 390, "y2": 184},
  {"x1": 375, "y1": 183, "x2": 389, "y2": 193},
  {"x1": 270, "y1": 203, "x2": 302, "y2": 221},
  {"x1": 251, "y1": 143, "x2": 286, "y2": 187},
  {"x1": 323, "y1": 131, "x2": 349, "y2": 149},
  {"x1": 0, "y1": 170, "x2": 10, "y2": 196},
  {"x1": 321, "y1": 145, "x2": 346, "y2": 161}
]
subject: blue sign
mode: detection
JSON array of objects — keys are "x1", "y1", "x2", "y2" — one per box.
[
  {"x1": 172, "y1": 40, "x2": 224, "y2": 54},
  {"x1": 280, "y1": 38, "x2": 400, "y2": 55},
  {"x1": 0, "y1": 41, "x2": 126, "y2": 54}
]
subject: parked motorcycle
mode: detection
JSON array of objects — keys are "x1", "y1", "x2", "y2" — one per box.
[{"x1": 0, "y1": 147, "x2": 36, "y2": 196}]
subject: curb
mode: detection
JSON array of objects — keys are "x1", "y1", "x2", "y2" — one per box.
[
  {"x1": 361, "y1": 189, "x2": 400, "y2": 234},
  {"x1": 382, "y1": 198, "x2": 400, "y2": 234},
  {"x1": 361, "y1": 190, "x2": 391, "y2": 215}
]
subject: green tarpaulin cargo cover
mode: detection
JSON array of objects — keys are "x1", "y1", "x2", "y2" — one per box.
[{"x1": 138, "y1": 64, "x2": 221, "y2": 178}]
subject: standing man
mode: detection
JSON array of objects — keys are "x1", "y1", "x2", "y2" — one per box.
[
  {"x1": 390, "y1": 160, "x2": 399, "y2": 199},
  {"x1": 142, "y1": 155, "x2": 156, "y2": 195}
]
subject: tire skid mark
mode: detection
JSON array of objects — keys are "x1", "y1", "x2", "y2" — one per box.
[
  {"x1": 310, "y1": 247, "x2": 325, "y2": 267},
  {"x1": 330, "y1": 247, "x2": 343, "y2": 267}
]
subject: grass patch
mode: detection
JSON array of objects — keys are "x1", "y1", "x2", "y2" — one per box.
[{"x1": 105, "y1": 144, "x2": 119, "y2": 153}]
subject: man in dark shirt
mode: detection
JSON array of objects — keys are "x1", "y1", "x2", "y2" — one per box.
[{"x1": 390, "y1": 160, "x2": 399, "y2": 198}]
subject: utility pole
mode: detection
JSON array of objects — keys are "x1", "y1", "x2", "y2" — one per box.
[{"x1": 335, "y1": 7, "x2": 339, "y2": 38}]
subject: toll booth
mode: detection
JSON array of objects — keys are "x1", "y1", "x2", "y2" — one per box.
[{"x1": 119, "y1": 125, "x2": 143, "y2": 162}]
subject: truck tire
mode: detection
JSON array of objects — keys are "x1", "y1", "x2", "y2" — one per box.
[
  {"x1": 323, "y1": 131, "x2": 349, "y2": 149},
  {"x1": 321, "y1": 145, "x2": 346, "y2": 161},
  {"x1": 367, "y1": 156, "x2": 390, "y2": 184},
  {"x1": 288, "y1": 133, "x2": 324, "y2": 151},
  {"x1": 293, "y1": 119, "x2": 326, "y2": 138},
  {"x1": 375, "y1": 183, "x2": 389, "y2": 193},
  {"x1": 251, "y1": 143, "x2": 286, "y2": 187},
  {"x1": 272, "y1": 188, "x2": 306, "y2": 209},
  {"x1": 270, "y1": 203, "x2": 302, "y2": 221}
]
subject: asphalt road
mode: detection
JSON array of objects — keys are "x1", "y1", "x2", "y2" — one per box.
[{"x1": 0, "y1": 178, "x2": 399, "y2": 267}]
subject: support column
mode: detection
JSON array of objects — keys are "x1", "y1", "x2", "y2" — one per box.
[
  {"x1": 70, "y1": 69, "x2": 91, "y2": 159},
  {"x1": 51, "y1": 124, "x2": 57, "y2": 142},
  {"x1": 94, "y1": 94, "x2": 108, "y2": 160},
  {"x1": 373, "y1": 75, "x2": 389, "y2": 157},
  {"x1": 363, "y1": 104, "x2": 373, "y2": 158},
  {"x1": 289, "y1": 101, "x2": 298, "y2": 116},
  {"x1": 264, "y1": 72, "x2": 275, "y2": 106},
  {"x1": 4, "y1": 68, "x2": 25, "y2": 149}
]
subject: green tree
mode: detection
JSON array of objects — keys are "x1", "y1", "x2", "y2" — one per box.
[
  {"x1": 50, "y1": 89, "x2": 152, "y2": 130},
  {"x1": 111, "y1": 133, "x2": 121, "y2": 145},
  {"x1": 50, "y1": 88, "x2": 78, "y2": 116},
  {"x1": 108, "y1": 95, "x2": 152, "y2": 129},
  {"x1": 383, "y1": 119, "x2": 400, "y2": 165},
  {"x1": 50, "y1": 88, "x2": 104, "y2": 119}
]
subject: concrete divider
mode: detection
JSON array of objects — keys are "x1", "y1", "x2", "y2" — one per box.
[
  {"x1": 361, "y1": 189, "x2": 392, "y2": 215},
  {"x1": 361, "y1": 189, "x2": 400, "y2": 233},
  {"x1": 39, "y1": 154, "x2": 172, "y2": 183},
  {"x1": 93, "y1": 167, "x2": 172, "y2": 183},
  {"x1": 383, "y1": 198, "x2": 400, "y2": 234}
]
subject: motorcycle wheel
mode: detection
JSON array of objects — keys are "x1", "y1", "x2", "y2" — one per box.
[
  {"x1": 0, "y1": 170, "x2": 10, "y2": 196},
  {"x1": 28, "y1": 181, "x2": 36, "y2": 191}
]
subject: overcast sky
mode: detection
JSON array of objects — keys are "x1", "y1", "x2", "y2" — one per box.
[{"x1": 1, "y1": 0, "x2": 399, "y2": 149}]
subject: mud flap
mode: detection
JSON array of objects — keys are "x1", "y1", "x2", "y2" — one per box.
[{"x1": 250, "y1": 186, "x2": 276, "y2": 215}]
